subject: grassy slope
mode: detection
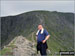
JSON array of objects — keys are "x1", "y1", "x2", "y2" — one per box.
[{"x1": 26, "y1": 11, "x2": 74, "y2": 54}]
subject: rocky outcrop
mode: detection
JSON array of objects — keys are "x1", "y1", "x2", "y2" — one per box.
[{"x1": 9, "y1": 36, "x2": 37, "y2": 56}]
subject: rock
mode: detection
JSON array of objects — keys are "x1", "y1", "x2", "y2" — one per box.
[
  {"x1": 12, "y1": 36, "x2": 37, "y2": 56},
  {"x1": 47, "y1": 49, "x2": 51, "y2": 55}
]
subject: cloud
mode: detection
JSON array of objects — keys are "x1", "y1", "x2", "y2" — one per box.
[{"x1": 1, "y1": 1, "x2": 74, "y2": 16}]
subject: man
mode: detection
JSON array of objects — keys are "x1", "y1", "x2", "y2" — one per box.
[{"x1": 36, "y1": 24, "x2": 50, "y2": 56}]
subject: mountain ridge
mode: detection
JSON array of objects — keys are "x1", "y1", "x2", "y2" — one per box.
[{"x1": 1, "y1": 10, "x2": 74, "y2": 54}]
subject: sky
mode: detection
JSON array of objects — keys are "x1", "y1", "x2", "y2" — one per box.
[{"x1": 1, "y1": 1, "x2": 75, "y2": 17}]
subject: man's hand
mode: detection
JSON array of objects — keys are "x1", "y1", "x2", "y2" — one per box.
[
  {"x1": 42, "y1": 40, "x2": 46, "y2": 43},
  {"x1": 42, "y1": 35, "x2": 50, "y2": 43}
]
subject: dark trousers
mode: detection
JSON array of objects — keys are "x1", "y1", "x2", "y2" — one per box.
[{"x1": 37, "y1": 42, "x2": 48, "y2": 56}]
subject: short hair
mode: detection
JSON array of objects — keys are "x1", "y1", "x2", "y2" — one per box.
[{"x1": 38, "y1": 24, "x2": 43, "y2": 26}]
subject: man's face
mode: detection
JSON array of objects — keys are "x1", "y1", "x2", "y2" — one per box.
[{"x1": 38, "y1": 25, "x2": 43, "y2": 30}]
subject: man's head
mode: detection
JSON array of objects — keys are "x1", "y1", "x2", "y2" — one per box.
[{"x1": 38, "y1": 24, "x2": 43, "y2": 30}]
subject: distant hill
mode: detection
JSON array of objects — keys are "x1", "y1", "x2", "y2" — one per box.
[{"x1": 1, "y1": 10, "x2": 74, "y2": 54}]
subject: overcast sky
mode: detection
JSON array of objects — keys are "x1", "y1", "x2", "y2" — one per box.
[{"x1": 1, "y1": 1, "x2": 74, "y2": 17}]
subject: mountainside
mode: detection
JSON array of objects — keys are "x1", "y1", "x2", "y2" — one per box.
[{"x1": 1, "y1": 10, "x2": 74, "y2": 54}]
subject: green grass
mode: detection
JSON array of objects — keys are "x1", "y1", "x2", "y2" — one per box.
[
  {"x1": 0, "y1": 47, "x2": 13, "y2": 55},
  {"x1": 0, "y1": 37, "x2": 17, "y2": 56},
  {"x1": 9, "y1": 37, "x2": 17, "y2": 49}
]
